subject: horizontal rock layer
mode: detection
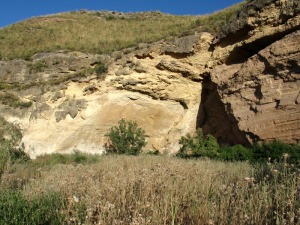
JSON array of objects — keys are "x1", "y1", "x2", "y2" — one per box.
[{"x1": 0, "y1": 0, "x2": 299, "y2": 157}]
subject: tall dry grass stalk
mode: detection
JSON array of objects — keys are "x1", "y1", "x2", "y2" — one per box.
[{"x1": 2, "y1": 154, "x2": 298, "y2": 224}]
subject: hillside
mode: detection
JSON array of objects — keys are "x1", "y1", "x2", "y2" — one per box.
[
  {"x1": 0, "y1": 3, "x2": 245, "y2": 60},
  {"x1": 0, "y1": 1, "x2": 299, "y2": 224}
]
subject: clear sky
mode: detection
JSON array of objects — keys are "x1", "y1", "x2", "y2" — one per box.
[{"x1": 1, "y1": 0, "x2": 243, "y2": 28}]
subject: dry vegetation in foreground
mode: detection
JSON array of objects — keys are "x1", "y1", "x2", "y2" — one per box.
[
  {"x1": 0, "y1": 2, "x2": 246, "y2": 60},
  {"x1": 1, "y1": 154, "x2": 299, "y2": 225}
]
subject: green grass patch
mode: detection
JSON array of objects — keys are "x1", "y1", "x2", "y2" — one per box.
[
  {"x1": 28, "y1": 60, "x2": 48, "y2": 73},
  {"x1": 33, "y1": 151, "x2": 100, "y2": 167},
  {"x1": 0, "y1": 92, "x2": 32, "y2": 108},
  {"x1": 0, "y1": 190, "x2": 64, "y2": 225}
]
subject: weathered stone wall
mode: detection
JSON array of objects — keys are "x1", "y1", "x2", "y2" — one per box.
[
  {"x1": 0, "y1": 0, "x2": 299, "y2": 157},
  {"x1": 206, "y1": 0, "x2": 300, "y2": 144},
  {"x1": 0, "y1": 37, "x2": 205, "y2": 157}
]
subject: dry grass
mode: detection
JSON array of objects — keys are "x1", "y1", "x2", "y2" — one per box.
[
  {"x1": 2, "y1": 154, "x2": 299, "y2": 224},
  {"x1": 194, "y1": 2, "x2": 246, "y2": 34},
  {"x1": 0, "y1": 11, "x2": 198, "y2": 60},
  {"x1": 0, "y1": 2, "x2": 247, "y2": 61}
]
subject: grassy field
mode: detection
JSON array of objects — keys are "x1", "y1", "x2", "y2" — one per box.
[
  {"x1": 3, "y1": 1, "x2": 297, "y2": 224},
  {"x1": 0, "y1": 2, "x2": 246, "y2": 60},
  {"x1": 0, "y1": 153, "x2": 299, "y2": 225}
]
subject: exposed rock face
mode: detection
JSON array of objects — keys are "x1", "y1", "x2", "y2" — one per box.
[
  {"x1": 0, "y1": 0, "x2": 299, "y2": 157},
  {"x1": 209, "y1": 31, "x2": 300, "y2": 144},
  {"x1": 204, "y1": 0, "x2": 300, "y2": 144},
  {"x1": 0, "y1": 36, "x2": 205, "y2": 157},
  {"x1": 212, "y1": 0, "x2": 300, "y2": 65},
  {"x1": 0, "y1": 52, "x2": 104, "y2": 85}
]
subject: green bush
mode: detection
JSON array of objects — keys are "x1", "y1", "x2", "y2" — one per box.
[
  {"x1": 251, "y1": 140, "x2": 300, "y2": 163},
  {"x1": 105, "y1": 119, "x2": 147, "y2": 155},
  {"x1": 95, "y1": 62, "x2": 108, "y2": 77},
  {"x1": 0, "y1": 190, "x2": 64, "y2": 225},
  {"x1": 176, "y1": 129, "x2": 219, "y2": 158},
  {"x1": 218, "y1": 144, "x2": 253, "y2": 162},
  {"x1": 8, "y1": 146, "x2": 30, "y2": 163},
  {"x1": 176, "y1": 129, "x2": 300, "y2": 164}
]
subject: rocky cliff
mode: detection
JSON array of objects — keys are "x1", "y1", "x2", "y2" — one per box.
[
  {"x1": 207, "y1": 0, "x2": 300, "y2": 145},
  {"x1": 0, "y1": 0, "x2": 299, "y2": 157}
]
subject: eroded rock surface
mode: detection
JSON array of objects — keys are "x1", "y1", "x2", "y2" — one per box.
[
  {"x1": 209, "y1": 31, "x2": 300, "y2": 144},
  {"x1": 203, "y1": 0, "x2": 300, "y2": 144},
  {"x1": 212, "y1": 0, "x2": 300, "y2": 65},
  {"x1": 0, "y1": 37, "x2": 204, "y2": 157}
]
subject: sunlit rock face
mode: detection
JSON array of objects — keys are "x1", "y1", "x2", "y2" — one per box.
[
  {"x1": 0, "y1": 0, "x2": 299, "y2": 157},
  {"x1": 0, "y1": 38, "x2": 204, "y2": 157},
  {"x1": 204, "y1": 0, "x2": 300, "y2": 144}
]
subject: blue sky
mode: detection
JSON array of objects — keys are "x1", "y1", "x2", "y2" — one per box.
[{"x1": 1, "y1": 0, "x2": 243, "y2": 28}]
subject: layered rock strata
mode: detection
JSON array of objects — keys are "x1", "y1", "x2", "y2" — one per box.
[
  {"x1": 0, "y1": 0, "x2": 299, "y2": 157},
  {"x1": 205, "y1": 0, "x2": 300, "y2": 144}
]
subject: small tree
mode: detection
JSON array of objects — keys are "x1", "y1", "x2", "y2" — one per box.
[
  {"x1": 105, "y1": 119, "x2": 147, "y2": 155},
  {"x1": 177, "y1": 129, "x2": 219, "y2": 158}
]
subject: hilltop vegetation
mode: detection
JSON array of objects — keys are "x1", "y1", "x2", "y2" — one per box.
[{"x1": 0, "y1": 2, "x2": 246, "y2": 60}]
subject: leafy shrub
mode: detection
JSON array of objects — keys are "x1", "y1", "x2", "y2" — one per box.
[
  {"x1": 251, "y1": 140, "x2": 300, "y2": 163},
  {"x1": 105, "y1": 119, "x2": 147, "y2": 155},
  {"x1": 176, "y1": 129, "x2": 300, "y2": 164},
  {"x1": 8, "y1": 146, "x2": 30, "y2": 164},
  {"x1": 177, "y1": 129, "x2": 219, "y2": 158},
  {"x1": 94, "y1": 61, "x2": 108, "y2": 79},
  {"x1": 0, "y1": 190, "x2": 64, "y2": 225},
  {"x1": 218, "y1": 144, "x2": 253, "y2": 162}
]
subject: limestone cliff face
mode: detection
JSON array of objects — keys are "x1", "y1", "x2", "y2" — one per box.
[
  {"x1": 205, "y1": 0, "x2": 300, "y2": 144},
  {"x1": 0, "y1": 0, "x2": 299, "y2": 157},
  {"x1": 0, "y1": 39, "x2": 207, "y2": 157}
]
